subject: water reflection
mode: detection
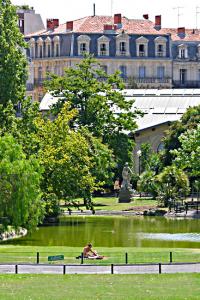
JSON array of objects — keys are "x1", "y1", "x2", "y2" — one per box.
[{"x1": 1, "y1": 216, "x2": 200, "y2": 248}]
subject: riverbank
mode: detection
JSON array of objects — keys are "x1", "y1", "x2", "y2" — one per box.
[{"x1": 0, "y1": 227, "x2": 27, "y2": 242}]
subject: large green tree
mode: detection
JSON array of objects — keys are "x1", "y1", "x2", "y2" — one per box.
[
  {"x1": 162, "y1": 105, "x2": 200, "y2": 166},
  {"x1": 0, "y1": 135, "x2": 44, "y2": 231},
  {"x1": 0, "y1": 0, "x2": 27, "y2": 106},
  {"x1": 46, "y1": 55, "x2": 141, "y2": 175}
]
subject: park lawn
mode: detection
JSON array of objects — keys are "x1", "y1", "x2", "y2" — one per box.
[
  {"x1": 60, "y1": 197, "x2": 158, "y2": 212},
  {"x1": 0, "y1": 246, "x2": 200, "y2": 265},
  {"x1": 0, "y1": 273, "x2": 200, "y2": 299}
]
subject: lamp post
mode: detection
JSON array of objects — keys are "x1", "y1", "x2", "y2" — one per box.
[{"x1": 137, "y1": 150, "x2": 142, "y2": 198}]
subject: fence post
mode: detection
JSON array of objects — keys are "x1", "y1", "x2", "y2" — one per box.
[
  {"x1": 63, "y1": 265, "x2": 66, "y2": 275},
  {"x1": 159, "y1": 263, "x2": 162, "y2": 274},
  {"x1": 170, "y1": 252, "x2": 173, "y2": 263},
  {"x1": 111, "y1": 264, "x2": 114, "y2": 274},
  {"x1": 81, "y1": 252, "x2": 84, "y2": 264},
  {"x1": 125, "y1": 252, "x2": 128, "y2": 264},
  {"x1": 15, "y1": 265, "x2": 18, "y2": 274},
  {"x1": 36, "y1": 252, "x2": 40, "y2": 264}
]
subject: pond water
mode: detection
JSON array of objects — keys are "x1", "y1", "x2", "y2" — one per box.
[{"x1": 2, "y1": 216, "x2": 200, "y2": 248}]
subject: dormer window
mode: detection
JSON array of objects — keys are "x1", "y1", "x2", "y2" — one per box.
[
  {"x1": 29, "y1": 38, "x2": 35, "y2": 59},
  {"x1": 53, "y1": 36, "x2": 60, "y2": 57},
  {"x1": 120, "y1": 42, "x2": 126, "y2": 55},
  {"x1": 154, "y1": 36, "x2": 167, "y2": 57},
  {"x1": 77, "y1": 35, "x2": 91, "y2": 56},
  {"x1": 100, "y1": 43, "x2": 107, "y2": 56},
  {"x1": 45, "y1": 37, "x2": 52, "y2": 57},
  {"x1": 136, "y1": 36, "x2": 149, "y2": 57},
  {"x1": 178, "y1": 44, "x2": 188, "y2": 59},
  {"x1": 116, "y1": 33, "x2": 130, "y2": 56},
  {"x1": 98, "y1": 36, "x2": 110, "y2": 56},
  {"x1": 139, "y1": 44, "x2": 145, "y2": 56},
  {"x1": 37, "y1": 37, "x2": 44, "y2": 58},
  {"x1": 80, "y1": 43, "x2": 86, "y2": 54}
]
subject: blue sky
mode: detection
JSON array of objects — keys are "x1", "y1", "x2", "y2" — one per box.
[{"x1": 12, "y1": 0, "x2": 200, "y2": 29}]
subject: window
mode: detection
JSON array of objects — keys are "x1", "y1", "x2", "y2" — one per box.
[
  {"x1": 100, "y1": 43, "x2": 107, "y2": 56},
  {"x1": 120, "y1": 42, "x2": 126, "y2": 55},
  {"x1": 180, "y1": 69, "x2": 187, "y2": 84},
  {"x1": 38, "y1": 66, "x2": 42, "y2": 81},
  {"x1": 136, "y1": 37, "x2": 149, "y2": 57},
  {"x1": 139, "y1": 66, "x2": 146, "y2": 78},
  {"x1": 55, "y1": 44, "x2": 59, "y2": 57},
  {"x1": 39, "y1": 45, "x2": 43, "y2": 58},
  {"x1": 198, "y1": 69, "x2": 200, "y2": 81},
  {"x1": 139, "y1": 44, "x2": 145, "y2": 56},
  {"x1": 116, "y1": 33, "x2": 130, "y2": 56},
  {"x1": 53, "y1": 36, "x2": 60, "y2": 57},
  {"x1": 180, "y1": 49, "x2": 185, "y2": 58},
  {"x1": 47, "y1": 45, "x2": 51, "y2": 57},
  {"x1": 77, "y1": 35, "x2": 91, "y2": 56},
  {"x1": 46, "y1": 66, "x2": 50, "y2": 80},
  {"x1": 157, "y1": 66, "x2": 165, "y2": 79},
  {"x1": 157, "y1": 44, "x2": 164, "y2": 56},
  {"x1": 119, "y1": 66, "x2": 127, "y2": 79}
]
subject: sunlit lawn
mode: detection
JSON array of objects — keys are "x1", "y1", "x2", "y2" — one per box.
[
  {"x1": 0, "y1": 273, "x2": 200, "y2": 300},
  {"x1": 0, "y1": 246, "x2": 200, "y2": 265},
  {"x1": 60, "y1": 197, "x2": 158, "y2": 212}
]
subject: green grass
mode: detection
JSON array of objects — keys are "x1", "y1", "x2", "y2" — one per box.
[
  {"x1": 0, "y1": 273, "x2": 200, "y2": 299},
  {"x1": 61, "y1": 197, "x2": 158, "y2": 212},
  {"x1": 0, "y1": 246, "x2": 200, "y2": 265}
]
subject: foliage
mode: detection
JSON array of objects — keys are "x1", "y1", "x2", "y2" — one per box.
[
  {"x1": 0, "y1": 135, "x2": 44, "y2": 231},
  {"x1": 0, "y1": 99, "x2": 41, "y2": 157},
  {"x1": 46, "y1": 55, "x2": 141, "y2": 176},
  {"x1": 36, "y1": 103, "x2": 97, "y2": 206},
  {"x1": 137, "y1": 170, "x2": 159, "y2": 198},
  {"x1": 163, "y1": 105, "x2": 200, "y2": 166},
  {"x1": 156, "y1": 165, "x2": 190, "y2": 207},
  {"x1": 0, "y1": 0, "x2": 27, "y2": 106},
  {"x1": 173, "y1": 125, "x2": 200, "y2": 177},
  {"x1": 42, "y1": 193, "x2": 60, "y2": 218}
]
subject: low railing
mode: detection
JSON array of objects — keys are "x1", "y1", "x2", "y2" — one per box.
[{"x1": 173, "y1": 80, "x2": 200, "y2": 88}]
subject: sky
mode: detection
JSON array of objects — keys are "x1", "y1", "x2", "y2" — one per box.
[{"x1": 12, "y1": 0, "x2": 200, "y2": 29}]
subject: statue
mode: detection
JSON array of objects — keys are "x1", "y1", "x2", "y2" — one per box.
[
  {"x1": 121, "y1": 162, "x2": 132, "y2": 190},
  {"x1": 118, "y1": 162, "x2": 133, "y2": 203}
]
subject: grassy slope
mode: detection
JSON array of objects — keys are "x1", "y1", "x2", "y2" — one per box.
[
  {"x1": 0, "y1": 274, "x2": 200, "y2": 300},
  {"x1": 0, "y1": 246, "x2": 200, "y2": 264}
]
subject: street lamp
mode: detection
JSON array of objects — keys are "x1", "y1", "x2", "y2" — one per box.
[{"x1": 137, "y1": 149, "x2": 142, "y2": 198}]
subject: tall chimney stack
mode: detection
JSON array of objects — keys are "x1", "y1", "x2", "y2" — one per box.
[{"x1": 155, "y1": 15, "x2": 161, "y2": 30}]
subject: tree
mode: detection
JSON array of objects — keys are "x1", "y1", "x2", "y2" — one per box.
[
  {"x1": 0, "y1": 135, "x2": 44, "y2": 231},
  {"x1": 173, "y1": 125, "x2": 200, "y2": 177},
  {"x1": 156, "y1": 165, "x2": 190, "y2": 207},
  {"x1": 163, "y1": 105, "x2": 200, "y2": 166},
  {"x1": 0, "y1": 0, "x2": 27, "y2": 106},
  {"x1": 137, "y1": 170, "x2": 158, "y2": 198},
  {"x1": 46, "y1": 55, "x2": 141, "y2": 175},
  {"x1": 36, "y1": 103, "x2": 102, "y2": 207}
]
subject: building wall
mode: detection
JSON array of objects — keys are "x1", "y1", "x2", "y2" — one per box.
[{"x1": 133, "y1": 123, "x2": 171, "y2": 173}]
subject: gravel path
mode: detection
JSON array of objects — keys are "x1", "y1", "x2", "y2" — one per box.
[{"x1": 0, "y1": 263, "x2": 200, "y2": 274}]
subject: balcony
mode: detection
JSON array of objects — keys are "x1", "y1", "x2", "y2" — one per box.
[
  {"x1": 139, "y1": 51, "x2": 145, "y2": 57},
  {"x1": 173, "y1": 80, "x2": 200, "y2": 88},
  {"x1": 157, "y1": 51, "x2": 164, "y2": 57},
  {"x1": 34, "y1": 78, "x2": 46, "y2": 87},
  {"x1": 135, "y1": 77, "x2": 171, "y2": 84},
  {"x1": 26, "y1": 83, "x2": 34, "y2": 91},
  {"x1": 120, "y1": 50, "x2": 127, "y2": 56},
  {"x1": 100, "y1": 50, "x2": 107, "y2": 56}
]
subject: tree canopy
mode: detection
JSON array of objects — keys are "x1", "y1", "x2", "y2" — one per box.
[
  {"x1": 0, "y1": 135, "x2": 44, "y2": 231},
  {"x1": 0, "y1": 0, "x2": 27, "y2": 106},
  {"x1": 46, "y1": 55, "x2": 141, "y2": 175}
]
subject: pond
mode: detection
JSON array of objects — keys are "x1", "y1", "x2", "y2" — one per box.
[{"x1": 2, "y1": 216, "x2": 200, "y2": 248}]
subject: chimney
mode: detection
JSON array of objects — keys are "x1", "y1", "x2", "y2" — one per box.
[
  {"x1": 114, "y1": 13, "x2": 122, "y2": 25},
  {"x1": 47, "y1": 19, "x2": 59, "y2": 30},
  {"x1": 155, "y1": 15, "x2": 161, "y2": 30},
  {"x1": 177, "y1": 27, "x2": 185, "y2": 36},
  {"x1": 66, "y1": 21, "x2": 73, "y2": 31},
  {"x1": 143, "y1": 14, "x2": 149, "y2": 20}
]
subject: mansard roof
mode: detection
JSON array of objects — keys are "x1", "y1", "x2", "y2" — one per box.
[
  {"x1": 163, "y1": 28, "x2": 200, "y2": 41},
  {"x1": 26, "y1": 15, "x2": 169, "y2": 37}
]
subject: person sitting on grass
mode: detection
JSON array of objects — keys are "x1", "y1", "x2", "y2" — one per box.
[{"x1": 83, "y1": 243, "x2": 104, "y2": 259}]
